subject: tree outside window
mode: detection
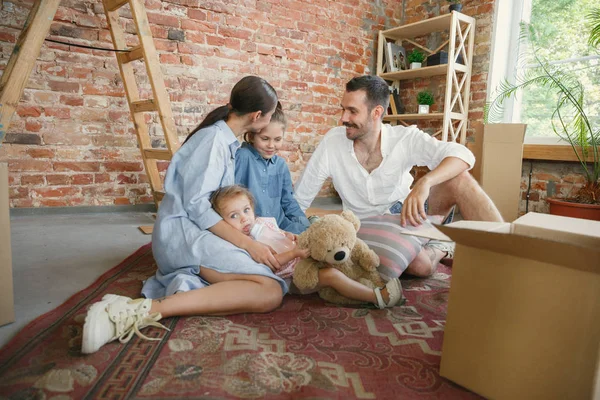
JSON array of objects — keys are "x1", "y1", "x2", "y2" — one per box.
[{"x1": 516, "y1": 0, "x2": 600, "y2": 144}]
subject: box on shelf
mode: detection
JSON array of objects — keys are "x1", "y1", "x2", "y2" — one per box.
[
  {"x1": 425, "y1": 51, "x2": 464, "y2": 66},
  {"x1": 411, "y1": 212, "x2": 600, "y2": 400},
  {"x1": 471, "y1": 123, "x2": 526, "y2": 222},
  {"x1": 0, "y1": 163, "x2": 15, "y2": 327}
]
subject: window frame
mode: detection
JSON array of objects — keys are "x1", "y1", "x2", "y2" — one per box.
[{"x1": 486, "y1": 0, "x2": 600, "y2": 160}]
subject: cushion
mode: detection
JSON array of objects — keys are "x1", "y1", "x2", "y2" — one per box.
[{"x1": 357, "y1": 214, "x2": 444, "y2": 279}]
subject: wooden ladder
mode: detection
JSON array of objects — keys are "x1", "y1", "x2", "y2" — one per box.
[
  {"x1": 0, "y1": 0, "x2": 179, "y2": 234},
  {"x1": 103, "y1": 0, "x2": 180, "y2": 226}
]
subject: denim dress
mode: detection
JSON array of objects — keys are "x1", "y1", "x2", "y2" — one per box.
[
  {"x1": 235, "y1": 143, "x2": 310, "y2": 234},
  {"x1": 142, "y1": 120, "x2": 288, "y2": 298}
]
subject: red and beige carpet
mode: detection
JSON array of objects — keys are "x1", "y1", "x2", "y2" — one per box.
[{"x1": 0, "y1": 243, "x2": 480, "y2": 399}]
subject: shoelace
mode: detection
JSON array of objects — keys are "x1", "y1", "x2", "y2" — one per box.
[{"x1": 115, "y1": 309, "x2": 170, "y2": 344}]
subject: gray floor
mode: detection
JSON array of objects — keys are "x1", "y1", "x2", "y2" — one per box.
[
  {"x1": 0, "y1": 198, "x2": 342, "y2": 349},
  {"x1": 0, "y1": 211, "x2": 156, "y2": 348}
]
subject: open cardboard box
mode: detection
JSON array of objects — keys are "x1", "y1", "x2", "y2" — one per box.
[
  {"x1": 0, "y1": 163, "x2": 15, "y2": 326},
  {"x1": 410, "y1": 212, "x2": 600, "y2": 400},
  {"x1": 470, "y1": 123, "x2": 526, "y2": 222}
]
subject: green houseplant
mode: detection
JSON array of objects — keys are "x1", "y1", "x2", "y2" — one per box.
[
  {"x1": 417, "y1": 91, "x2": 434, "y2": 114},
  {"x1": 486, "y1": 13, "x2": 600, "y2": 219},
  {"x1": 407, "y1": 49, "x2": 426, "y2": 69}
]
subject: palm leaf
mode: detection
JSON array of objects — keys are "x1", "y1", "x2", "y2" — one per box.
[
  {"x1": 588, "y1": 8, "x2": 600, "y2": 49},
  {"x1": 487, "y1": 22, "x2": 598, "y2": 185}
]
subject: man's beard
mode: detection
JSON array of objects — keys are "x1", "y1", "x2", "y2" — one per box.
[{"x1": 344, "y1": 121, "x2": 370, "y2": 140}]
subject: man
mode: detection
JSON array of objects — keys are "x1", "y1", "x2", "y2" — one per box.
[{"x1": 295, "y1": 75, "x2": 503, "y2": 277}]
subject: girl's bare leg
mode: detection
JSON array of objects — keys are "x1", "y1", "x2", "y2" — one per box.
[
  {"x1": 150, "y1": 269, "x2": 283, "y2": 317},
  {"x1": 317, "y1": 268, "x2": 389, "y2": 304},
  {"x1": 405, "y1": 246, "x2": 446, "y2": 277}
]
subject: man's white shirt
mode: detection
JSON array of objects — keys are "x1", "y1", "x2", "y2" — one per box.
[{"x1": 294, "y1": 123, "x2": 475, "y2": 220}]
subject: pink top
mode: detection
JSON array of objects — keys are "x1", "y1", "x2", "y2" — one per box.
[{"x1": 251, "y1": 217, "x2": 299, "y2": 279}]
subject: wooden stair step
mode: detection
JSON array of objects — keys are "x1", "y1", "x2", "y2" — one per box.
[
  {"x1": 154, "y1": 191, "x2": 165, "y2": 202},
  {"x1": 104, "y1": 0, "x2": 129, "y2": 12},
  {"x1": 118, "y1": 45, "x2": 144, "y2": 64},
  {"x1": 143, "y1": 149, "x2": 172, "y2": 160},
  {"x1": 131, "y1": 99, "x2": 157, "y2": 113}
]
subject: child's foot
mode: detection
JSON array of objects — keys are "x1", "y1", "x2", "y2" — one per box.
[
  {"x1": 373, "y1": 278, "x2": 403, "y2": 309},
  {"x1": 427, "y1": 240, "x2": 455, "y2": 266},
  {"x1": 81, "y1": 294, "x2": 168, "y2": 354}
]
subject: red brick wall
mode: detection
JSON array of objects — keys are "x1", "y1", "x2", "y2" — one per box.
[
  {"x1": 1, "y1": 0, "x2": 586, "y2": 213},
  {"x1": 0, "y1": 0, "x2": 403, "y2": 207}
]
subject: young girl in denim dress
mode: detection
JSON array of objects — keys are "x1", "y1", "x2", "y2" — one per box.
[{"x1": 235, "y1": 102, "x2": 310, "y2": 234}]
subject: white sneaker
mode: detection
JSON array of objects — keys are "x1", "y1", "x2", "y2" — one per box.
[
  {"x1": 427, "y1": 240, "x2": 455, "y2": 259},
  {"x1": 81, "y1": 294, "x2": 168, "y2": 354},
  {"x1": 374, "y1": 278, "x2": 403, "y2": 309}
]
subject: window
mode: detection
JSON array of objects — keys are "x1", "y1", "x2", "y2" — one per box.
[{"x1": 488, "y1": 0, "x2": 600, "y2": 146}]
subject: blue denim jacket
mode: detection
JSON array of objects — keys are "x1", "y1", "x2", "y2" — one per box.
[{"x1": 235, "y1": 143, "x2": 310, "y2": 234}]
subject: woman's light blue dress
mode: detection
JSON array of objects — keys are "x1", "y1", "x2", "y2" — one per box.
[{"x1": 142, "y1": 120, "x2": 288, "y2": 298}]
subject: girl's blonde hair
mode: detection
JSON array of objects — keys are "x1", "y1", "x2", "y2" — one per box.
[
  {"x1": 244, "y1": 101, "x2": 286, "y2": 144},
  {"x1": 210, "y1": 185, "x2": 255, "y2": 215}
]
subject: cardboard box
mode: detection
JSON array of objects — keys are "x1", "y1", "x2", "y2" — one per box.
[
  {"x1": 0, "y1": 163, "x2": 15, "y2": 326},
  {"x1": 471, "y1": 124, "x2": 526, "y2": 222},
  {"x1": 418, "y1": 213, "x2": 600, "y2": 400}
]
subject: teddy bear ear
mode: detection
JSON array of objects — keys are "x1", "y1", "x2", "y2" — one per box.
[{"x1": 340, "y1": 210, "x2": 360, "y2": 231}]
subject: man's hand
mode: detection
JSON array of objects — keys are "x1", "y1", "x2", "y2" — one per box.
[
  {"x1": 245, "y1": 240, "x2": 282, "y2": 272},
  {"x1": 401, "y1": 178, "x2": 431, "y2": 227}
]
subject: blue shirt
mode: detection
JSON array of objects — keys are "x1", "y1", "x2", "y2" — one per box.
[
  {"x1": 235, "y1": 142, "x2": 310, "y2": 234},
  {"x1": 145, "y1": 120, "x2": 288, "y2": 299}
]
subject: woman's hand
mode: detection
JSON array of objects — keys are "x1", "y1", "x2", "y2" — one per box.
[
  {"x1": 245, "y1": 240, "x2": 282, "y2": 272},
  {"x1": 284, "y1": 231, "x2": 297, "y2": 242}
]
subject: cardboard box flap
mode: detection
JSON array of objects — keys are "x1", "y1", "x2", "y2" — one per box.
[
  {"x1": 406, "y1": 220, "x2": 511, "y2": 242},
  {"x1": 513, "y1": 212, "x2": 600, "y2": 248},
  {"x1": 437, "y1": 224, "x2": 600, "y2": 274}
]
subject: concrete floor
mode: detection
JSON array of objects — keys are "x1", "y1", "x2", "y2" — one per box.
[
  {"x1": 0, "y1": 211, "x2": 155, "y2": 348},
  {"x1": 0, "y1": 198, "x2": 343, "y2": 349}
]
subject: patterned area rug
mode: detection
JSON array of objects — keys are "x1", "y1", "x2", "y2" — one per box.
[{"x1": 0, "y1": 244, "x2": 480, "y2": 399}]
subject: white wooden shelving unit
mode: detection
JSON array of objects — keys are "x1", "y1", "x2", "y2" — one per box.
[{"x1": 377, "y1": 12, "x2": 475, "y2": 144}]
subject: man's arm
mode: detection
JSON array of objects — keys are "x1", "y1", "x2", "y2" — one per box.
[
  {"x1": 294, "y1": 135, "x2": 331, "y2": 211},
  {"x1": 401, "y1": 156, "x2": 469, "y2": 226}
]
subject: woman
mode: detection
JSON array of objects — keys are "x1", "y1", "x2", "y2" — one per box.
[{"x1": 82, "y1": 76, "x2": 285, "y2": 354}]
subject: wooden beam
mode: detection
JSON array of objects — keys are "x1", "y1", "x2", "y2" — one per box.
[
  {"x1": 0, "y1": 0, "x2": 61, "y2": 144},
  {"x1": 523, "y1": 145, "x2": 600, "y2": 162},
  {"x1": 466, "y1": 143, "x2": 599, "y2": 163}
]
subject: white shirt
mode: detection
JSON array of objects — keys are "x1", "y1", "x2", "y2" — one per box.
[{"x1": 295, "y1": 123, "x2": 475, "y2": 220}]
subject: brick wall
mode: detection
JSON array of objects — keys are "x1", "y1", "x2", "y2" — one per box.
[
  {"x1": 0, "y1": 0, "x2": 403, "y2": 207},
  {"x1": 0, "y1": 0, "x2": 587, "y2": 212}
]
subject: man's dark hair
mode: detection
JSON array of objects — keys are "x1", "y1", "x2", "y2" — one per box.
[{"x1": 345, "y1": 75, "x2": 389, "y2": 117}]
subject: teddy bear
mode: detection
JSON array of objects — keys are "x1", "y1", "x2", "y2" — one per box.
[{"x1": 292, "y1": 210, "x2": 385, "y2": 305}]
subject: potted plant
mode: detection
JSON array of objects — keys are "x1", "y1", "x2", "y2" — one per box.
[
  {"x1": 407, "y1": 49, "x2": 426, "y2": 69},
  {"x1": 486, "y1": 15, "x2": 600, "y2": 220},
  {"x1": 448, "y1": 0, "x2": 463, "y2": 13},
  {"x1": 417, "y1": 91, "x2": 434, "y2": 114}
]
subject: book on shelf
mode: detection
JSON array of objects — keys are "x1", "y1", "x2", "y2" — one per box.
[
  {"x1": 385, "y1": 42, "x2": 408, "y2": 72},
  {"x1": 388, "y1": 87, "x2": 404, "y2": 115}
]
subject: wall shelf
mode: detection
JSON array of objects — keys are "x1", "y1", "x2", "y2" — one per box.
[{"x1": 377, "y1": 11, "x2": 475, "y2": 144}]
